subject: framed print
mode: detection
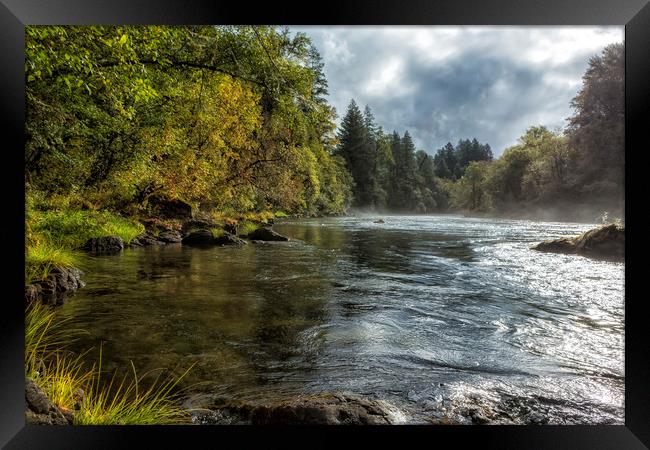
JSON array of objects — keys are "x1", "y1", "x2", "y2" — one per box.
[{"x1": 1, "y1": 0, "x2": 648, "y2": 448}]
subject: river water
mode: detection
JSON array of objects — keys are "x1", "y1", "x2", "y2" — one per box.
[{"x1": 58, "y1": 215, "x2": 625, "y2": 424}]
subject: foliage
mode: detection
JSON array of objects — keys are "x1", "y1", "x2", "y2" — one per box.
[
  {"x1": 567, "y1": 42, "x2": 624, "y2": 201},
  {"x1": 25, "y1": 25, "x2": 352, "y2": 219}
]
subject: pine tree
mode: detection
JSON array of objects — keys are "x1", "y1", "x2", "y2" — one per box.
[{"x1": 335, "y1": 100, "x2": 377, "y2": 207}]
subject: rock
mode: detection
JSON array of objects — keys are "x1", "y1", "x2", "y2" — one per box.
[
  {"x1": 82, "y1": 236, "x2": 124, "y2": 255},
  {"x1": 246, "y1": 226, "x2": 289, "y2": 242},
  {"x1": 374, "y1": 219, "x2": 385, "y2": 224},
  {"x1": 25, "y1": 284, "x2": 42, "y2": 305},
  {"x1": 131, "y1": 231, "x2": 164, "y2": 247},
  {"x1": 26, "y1": 266, "x2": 85, "y2": 306},
  {"x1": 148, "y1": 195, "x2": 193, "y2": 220},
  {"x1": 25, "y1": 378, "x2": 70, "y2": 425},
  {"x1": 532, "y1": 224, "x2": 624, "y2": 262},
  {"x1": 195, "y1": 393, "x2": 402, "y2": 425},
  {"x1": 181, "y1": 218, "x2": 217, "y2": 234},
  {"x1": 158, "y1": 230, "x2": 182, "y2": 243},
  {"x1": 213, "y1": 232, "x2": 247, "y2": 246},
  {"x1": 182, "y1": 230, "x2": 246, "y2": 247},
  {"x1": 50, "y1": 266, "x2": 85, "y2": 293},
  {"x1": 223, "y1": 223, "x2": 238, "y2": 235},
  {"x1": 181, "y1": 230, "x2": 215, "y2": 247}
]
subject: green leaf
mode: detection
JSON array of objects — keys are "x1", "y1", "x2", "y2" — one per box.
[{"x1": 119, "y1": 34, "x2": 128, "y2": 46}]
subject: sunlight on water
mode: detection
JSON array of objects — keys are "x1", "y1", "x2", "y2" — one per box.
[{"x1": 58, "y1": 214, "x2": 624, "y2": 424}]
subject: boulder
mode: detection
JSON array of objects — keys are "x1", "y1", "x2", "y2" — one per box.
[
  {"x1": 374, "y1": 219, "x2": 385, "y2": 224},
  {"x1": 181, "y1": 230, "x2": 215, "y2": 247},
  {"x1": 82, "y1": 236, "x2": 124, "y2": 255},
  {"x1": 181, "y1": 218, "x2": 217, "y2": 234},
  {"x1": 213, "y1": 232, "x2": 247, "y2": 246},
  {"x1": 246, "y1": 226, "x2": 289, "y2": 242},
  {"x1": 25, "y1": 378, "x2": 70, "y2": 425},
  {"x1": 158, "y1": 230, "x2": 182, "y2": 244},
  {"x1": 26, "y1": 266, "x2": 85, "y2": 306},
  {"x1": 532, "y1": 223, "x2": 624, "y2": 262},
  {"x1": 148, "y1": 196, "x2": 192, "y2": 220}
]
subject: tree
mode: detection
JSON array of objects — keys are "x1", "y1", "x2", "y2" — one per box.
[{"x1": 566, "y1": 42, "x2": 624, "y2": 202}]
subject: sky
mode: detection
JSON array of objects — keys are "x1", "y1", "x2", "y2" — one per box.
[{"x1": 291, "y1": 26, "x2": 623, "y2": 156}]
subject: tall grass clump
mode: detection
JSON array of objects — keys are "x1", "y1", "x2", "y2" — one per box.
[
  {"x1": 25, "y1": 240, "x2": 81, "y2": 282},
  {"x1": 25, "y1": 303, "x2": 192, "y2": 424},
  {"x1": 74, "y1": 354, "x2": 192, "y2": 425}
]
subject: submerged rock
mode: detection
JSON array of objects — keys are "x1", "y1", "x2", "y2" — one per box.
[
  {"x1": 82, "y1": 236, "x2": 124, "y2": 255},
  {"x1": 374, "y1": 219, "x2": 385, "y2": 224},
  {"x1": 531, "y1": 223, "x2": 624, "y2": 262},
  {"x1": 246, "y1": 226, "x2": 289, "y2": 242},
  {"x1": 192, "y1": 393, "x2": 403, "y2": 425}
]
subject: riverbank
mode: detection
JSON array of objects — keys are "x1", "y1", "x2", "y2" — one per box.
[{"x1": 25, "y1": 208, "x2": 624, "y2": 425}]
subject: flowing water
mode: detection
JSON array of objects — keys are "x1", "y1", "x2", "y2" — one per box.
[{"x1": 58, "y1": 215, "x2": 625, "y2": 424}]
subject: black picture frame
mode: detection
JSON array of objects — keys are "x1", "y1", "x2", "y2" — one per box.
[{"x1": 1, "y1": 1, "x2": 648, "y2": 448}]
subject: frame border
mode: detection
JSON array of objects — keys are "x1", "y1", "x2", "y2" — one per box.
[{"x1": 2, "y1": 1, "x2": 648, "y2": 448}]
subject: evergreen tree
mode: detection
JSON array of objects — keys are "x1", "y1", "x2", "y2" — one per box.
[{"x1": 335, "y1": 100, "x2": 377, "y2": 207}]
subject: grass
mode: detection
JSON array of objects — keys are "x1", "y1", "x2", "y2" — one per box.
[
  {"x1": 238, "y1": 220, "x2": 259, "y2": 235},
  {"x1": 210, "y1": 227, "x2": 225, "y2": 238},
  {"x1": 25, "y1": 303, "x2": 193, "y2": 425},
  {"x1": 74, "y1": 353, "x2": 192, "y2": 425},
  {"x1": 30, "y1": 209, "x2": 144, "y2": 248},
  {"x1": 25, "y1": 240, "x2": 81, "y2": 283},
  {"x1": 274, "y1": 210, "x2": 288, "y2": 218}
]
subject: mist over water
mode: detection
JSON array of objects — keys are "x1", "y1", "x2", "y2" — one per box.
[{"x1": 58, "y1": 215, "x2": 624, "y2": 424}]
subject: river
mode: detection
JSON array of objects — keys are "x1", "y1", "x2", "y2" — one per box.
[{"x1": 57, "y1": 214, "x2": 625, "y2": 424}]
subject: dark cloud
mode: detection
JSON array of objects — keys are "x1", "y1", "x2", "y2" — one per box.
[{"x1": 292, "y1": 26, "x2": 623, "y2": 155}]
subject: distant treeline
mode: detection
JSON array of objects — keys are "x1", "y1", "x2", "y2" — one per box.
[{"x1": 335, "y1": 43, "x2": 624, "y2": 219}]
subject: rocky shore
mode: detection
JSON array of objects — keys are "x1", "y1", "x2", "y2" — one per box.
[
  {"x1": 189, "y1": 393, "x2": 407, "y2": 425},
  {"x1": 531, "y1": 223, "x2": 624, "y2": 262}
]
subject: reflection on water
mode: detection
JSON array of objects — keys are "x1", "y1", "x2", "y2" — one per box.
[{"x1": 58, "y1": 215, "x2": 624, "y2": 424}]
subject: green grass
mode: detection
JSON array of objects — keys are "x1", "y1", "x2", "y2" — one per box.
[
  {"x1": 210, "y1": 227, "x2": 225, "y2": 238},
  {"x1": 25, "y1": 303, "x2": 193, "y2": 425},
  {"x1": 30, "y1": 209, "x2": 144, "y2": 248},
  {"x1": 74, "y1": 353, "x2": 192, "y2": 425},
  {"x1": 25, "y1": 240, "x2": 81, "y2": 283},
  {"x1": 238, "y1": 220, "x2": 259, "y2": 235},
  {"x1": 274, "y1": 210, "x2": 288, "y2": 218}
]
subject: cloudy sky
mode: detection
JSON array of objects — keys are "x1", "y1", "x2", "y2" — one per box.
[{"x1": 292, "y1": 26, "x2": 623, "y2": 156}]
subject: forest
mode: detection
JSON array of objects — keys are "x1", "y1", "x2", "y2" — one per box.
[
  {"x1": 25, "y1": 26, "x2": 624, "y2": 227},
  {"x1": 334, "y1": 43, "x2": 624, "y2": 219}
]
